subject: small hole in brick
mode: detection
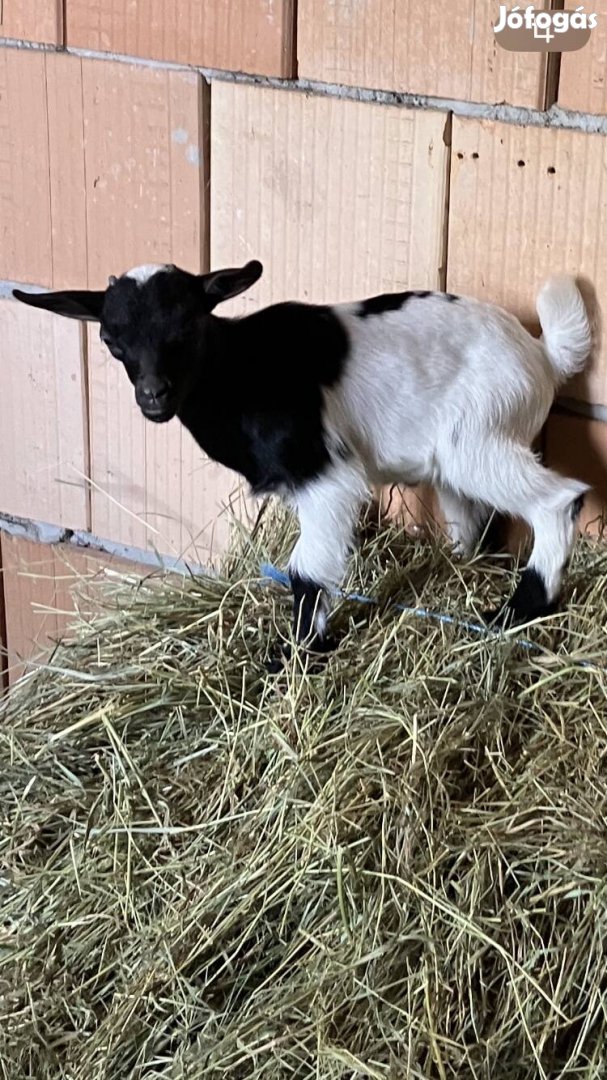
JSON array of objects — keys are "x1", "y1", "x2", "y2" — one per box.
[
  {"x1": 547, "y1": 165, "x2": 556, "y2": 175},
  {"x1": 472, "y1": 152, "x2": 479, "y2": 160},
  {"x1": 518, "y1": 159, "x2": 526, "y2": 167},
  {"x1": 457, "y1": 152, "x2": 464, "y2": 159}
]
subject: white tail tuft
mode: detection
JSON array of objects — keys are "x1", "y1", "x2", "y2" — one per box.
[{"x1": 536, "y1": 275, "x2": 591, "y2": 383}]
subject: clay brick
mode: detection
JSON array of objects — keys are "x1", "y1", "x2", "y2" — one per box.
[
  {"x1": 298, "y1": 0, "x2": 549, "y2": 108},
  {"x1": 0, "y1": 298, "x2": 88, "y2": 530},
  {"x1": 66, "y1": 0, "x2": 295, "y2": 78},
  {"x1": 0, "y1": 50, "x2": 208, "y2": 288},
  {"x1": 0, "y1": 0, "x2": 61, "y2": 44},
  {"x1": 558, "y1": 0, "x2": 607, "y2": 114},
  {"x1": 448, "y1": 117, "x2": 607, "y2": 407}
]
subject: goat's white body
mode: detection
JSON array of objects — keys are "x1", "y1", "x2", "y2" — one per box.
[
  {"x1": 289, "y1": 278, "x2": 591, "y2": 630},
  {"x1": 325, "y1": 295, "x2": 556, "y2": 488}
]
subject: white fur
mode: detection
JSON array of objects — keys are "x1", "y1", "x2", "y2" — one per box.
[
  {"x1": 536, "y1": 274, "x2": 592, "y2": 380},
  {"x1": 125, "y1": 264, "x2": 172, "y2": 285},
  {"x1": 292, "y1": 277, "x2": 591, "y2": 634},
  {"x1": 289, "y1": 457, "x2": 367, "y2": 565}
]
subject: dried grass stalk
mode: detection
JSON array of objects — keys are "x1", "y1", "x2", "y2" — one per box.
[{"x1": 1, "y1": 510, "x2": 607, "y2": 1080}]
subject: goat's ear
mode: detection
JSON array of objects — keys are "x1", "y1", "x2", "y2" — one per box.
[
  {"x1": 201, "y1": 260, "x2": 263, "y2": 307},
  {"x1": 12, "y1": 288, "x2": 106, "y2": 322}
]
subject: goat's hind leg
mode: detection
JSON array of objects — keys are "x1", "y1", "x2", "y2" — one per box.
[
  {"x1": 436, "y1": 485, "x2": 489, "y2": 556},
  {"x1": 442, "y1": 440, "x2": 588, "y2": 626},
  {"x1": 497, "y1": 481, "x2": 587, "y2": 626}
]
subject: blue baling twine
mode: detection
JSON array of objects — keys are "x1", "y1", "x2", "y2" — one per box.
[
  {"x1": 260, "y1": 562, "x2": 536, "y2": 652},
  {"x1": 259, "y1": 562, "x2": 605, "y2": 674}
]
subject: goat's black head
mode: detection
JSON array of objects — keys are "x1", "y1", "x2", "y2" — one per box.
[{"x1": 13, "y1": 260, "x2": 263, "y2": 423}]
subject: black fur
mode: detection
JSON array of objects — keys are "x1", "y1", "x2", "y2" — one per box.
[
  {"x1": 484, "y1": 567, "x2": 556, "y2": 628},
  {"x1": 12, "y1": 287, "x2": 105, "y2": 321},
  {"x1": 177, "y1": 303, "x2": 349, "y2": 494},
  {"x1": 290, "y1": 572, "x2": 326, "y2": 645},
  {"x1": 263, "y1": 573, "x2": 335, "y2": 670},
  {"x1": 509, "y1": 567, "x2": 556, "y2": 622},
  {"x1": 570, "y1": 492, "x2": 585, "y2": 522},
  {"x1": 15, "y1": 266, "x2": 351, "y2": 497},
  {"x1": 477, "y1": 511, "x2": 507, "y2": 554},
  {"x1": 358, "y1": 290, "x2": 457, "y2": 317},
  {"x1": 358, "y1": 290, "x2": 430, "y2": 317}
]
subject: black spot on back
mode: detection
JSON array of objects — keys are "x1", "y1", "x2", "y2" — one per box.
[
  {"x1": 358, "y1": 290, "x2": 457, "y2": 317},
  {"x1": 358, "y1": 290, "x2": 430, "y2": 317}
]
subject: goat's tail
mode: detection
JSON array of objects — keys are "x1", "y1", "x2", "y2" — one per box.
[{"x1": 536, "y1": 275, "x2": 592, "y2": 383}]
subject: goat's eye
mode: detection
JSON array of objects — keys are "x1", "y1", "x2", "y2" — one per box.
[{"x1": 102, "y1": 336, "x2": 125, "y2": 361}]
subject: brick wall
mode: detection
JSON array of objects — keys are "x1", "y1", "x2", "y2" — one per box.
[{"x1": 1, "y1": 0, "x2": 607, "y2": 678}]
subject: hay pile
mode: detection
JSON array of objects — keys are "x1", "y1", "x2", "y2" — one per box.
[{"x1": 2, "y1": 511, "x2": 607, "y2": 1080}]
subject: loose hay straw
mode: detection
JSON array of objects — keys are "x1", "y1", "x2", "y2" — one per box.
[{"x1": 1, "y1": 510, "x2": 607, "y2": 1079}]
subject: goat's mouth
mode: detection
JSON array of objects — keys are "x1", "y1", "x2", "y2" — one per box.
[{"x1": 139, "y1": 404, "x2": 176, "y2": 423}]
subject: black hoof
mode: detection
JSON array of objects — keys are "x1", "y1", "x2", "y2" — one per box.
[
  {"x1": 306, "y1": 633, "x2": 338, "y2": 656},
  {"x1": 478, "y1": 513, "x2": 507, "y2": 554},
  {"x1": 481, "y1": 606, "x2": 515, "y2": 630},
  {"x1": 265, "y1": 635, "x2": 338, "y2": 674},
  {"x1": 265, "y1": 656, "x2": 286, "y2": 674},
  {"x1": 481, "y1": 602, "x2": 557, "y2": 631},
  {"x1": 265, "y1": 642, "x2": 291, "y2": 674}
]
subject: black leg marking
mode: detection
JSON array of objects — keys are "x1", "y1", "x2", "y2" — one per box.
[
  {"x1": 265, "y1": 642, "x2": 292, "y2": 674},
  {"x1": 570, "y1": 493, "x2": 585, "y2": 522},
  {"x1": 483, "y1": 567, "x2": 557, "y2": 628},
  {"x1": 510, "y1": 567, "x2": 557, "y2": 621},
  {"x1": 478, "y1": 512, "x2": 507, "y2": 554},
  {"x1": 291, "y1": 573, "x2": 327, "y2": 646},
  {"x1": 265, "y1": 574, "x2": 337, "y2": 674}
]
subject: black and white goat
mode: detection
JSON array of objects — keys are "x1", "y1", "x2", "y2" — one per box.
[{"x1": 14, "y1": 261, "x2": 591, "y2": 658}]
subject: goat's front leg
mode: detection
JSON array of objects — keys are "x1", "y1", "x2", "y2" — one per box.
[{"x1": 277, "y1": 460, "x2": 367, "y2": 663}]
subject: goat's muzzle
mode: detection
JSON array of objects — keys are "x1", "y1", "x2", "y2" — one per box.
[{"x1": 136, "y1": 377, "x2": 176, "y2": 423}]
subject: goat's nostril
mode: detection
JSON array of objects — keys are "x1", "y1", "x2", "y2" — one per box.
[{"x1": 140, "y1": 381, "x2": 170, "y2": 404}]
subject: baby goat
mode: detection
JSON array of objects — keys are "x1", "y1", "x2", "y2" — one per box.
[{"x1": 14, "y1": 261, "x2": 591, "y2": 658}]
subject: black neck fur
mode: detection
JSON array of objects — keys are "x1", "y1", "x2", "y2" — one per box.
[{"x1": 177, "y1": 302, "x2": 350, "y2": 494}]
